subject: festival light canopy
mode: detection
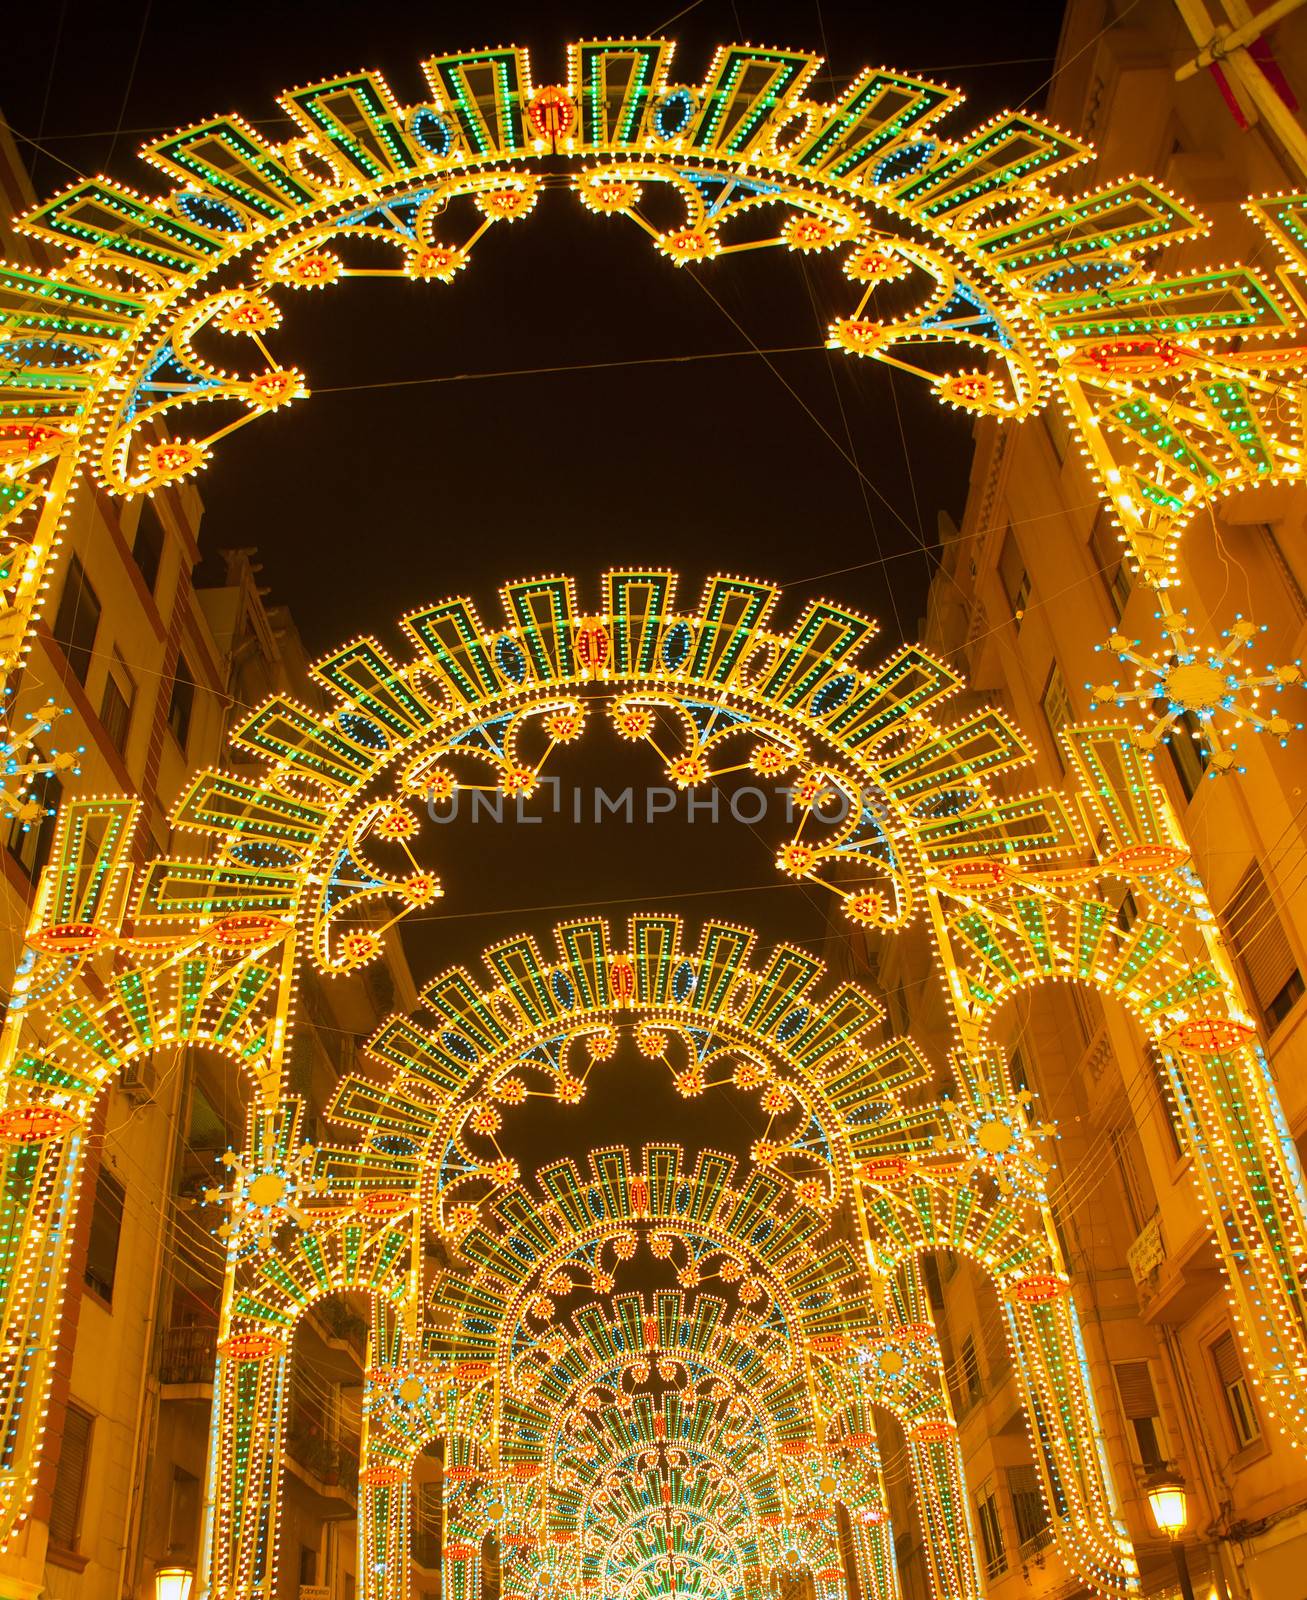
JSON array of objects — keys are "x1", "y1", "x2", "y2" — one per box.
[
  {"x1": 0, "y1": 37, "x2": 1305, "y2": 758},
  {"x1": 0, "y1": 568, "x2": 1302, "y2": 1600},
  {"x1": 0, "y1": 31, "x2": 1305, "y2": 1600}
]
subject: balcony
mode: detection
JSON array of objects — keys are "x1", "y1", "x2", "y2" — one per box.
[
  {"x1": 412, "y1": 1533, "x2": 441, "y2": 1573},
  {"x1": 1018, "y1": 1524, "x2": 1054, "y2": 1565},
  {"x1": 286, "y1": 1422, "x2": 360, "y2": 1491},
  {"x1": 160, "y1": 1323, "x2": 218, "y2": 1393}
]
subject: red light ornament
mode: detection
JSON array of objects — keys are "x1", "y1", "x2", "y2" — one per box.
[
  {"x1": 29, "y1": 922, "x2": 108, "y2": 955},
  {"x1": 222, "y1": 1331, "x2": 283, "y2": 1360},
  {"x1": 1011, "y1": 1273, "x2": 1064, "y2": 1304},
  {"x1": 858, "y1": 1156, "x2": 910, "y2": 1183},
  {"x1": 941, "y1": 858, "x2": 1013, "y2": 893},
  {"x1": 206, "y1": 912, "x2": 289, "y2": 949},
  {"x1": 0, "y1": 1106, "x2": 79, "y2": 1142},
  {"x1": 1105, "y1": 842, "x2": 1189, "y2": 875},
  {"x1": 1071, "y1": 336, "x2": 1191, "y2": 377},
  {"x1": 575, "y1": 619, "x2": 610, "y2": 671},
  {"x1": 1169, "y1": 1016, "x2": 1257, "y2": 1054},
  {"x1": 527, "y1": 87, "x2": 577, "y2": 140}
]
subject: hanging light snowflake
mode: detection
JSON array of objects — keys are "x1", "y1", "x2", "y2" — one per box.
[
  {"x1": 0, "y1": 695, "x2": 82, "y2": 825},
  {"x1": 1088, "y1": 610, "x2": 1304, "y2": 775},
  {"x1": 934, "y1": 1059, "x2": 1053, "y2": 1201},
  {"x1": 204, "y1": 1131, "x2": 327, "y2": 1251}
]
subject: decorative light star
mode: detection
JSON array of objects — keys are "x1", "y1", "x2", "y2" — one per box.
[
  {"x1": 204, "y1": 1128, "x2": 327, "y2": 1252},
  {"x1": 0, "y1": 695, "x2": 82, "y2": 826},
  {"x1": 936, "y1": 1061, "x2": 1054, "y2": 1201},
  {"x1": 1089, "y1": 610, "x2": 1304, "y2": 775}
]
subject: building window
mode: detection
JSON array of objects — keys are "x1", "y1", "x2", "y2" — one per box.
[
  {"x1": 1045, "y1": 406, "x2": 1071, "y2": 463},
  {"x1": 48, "y1": 1401, "x2": 93, "y2": 1551},
  {"x1": 1149, "y1": 1045, "x2": 1187, "y2": 1160},
  {"x1": 835, "y1": 1503, "x2": 862, "y2": 1600},
  {"x1": 5, "y1": 773, "x2": 62, "y2": 880},
  {"x1": 1224, "y1": 860, "x2": 1305, "y2": 1034},
  {"x1": 999, "y1": 528, "x2": 1030, "y2": 625},
  {"x1": 1041, "y1": 659, "x2": 1073, "y2": 766},
  {"x1": 975, "y1": 1478, "x2": 1007, "y2": 1580},
  {"x1": 132, "y1": 500, "x2": 167, "y2": 594},
  {"x1": 1109, "y1": 1127, "x2": 1147, "y2": 1233},
  {"x1": 168, "y1": 655, "x2": 196, "y2": 750},
  {"x1": 1089, "y1": 508, "x2": 1133, "y2": 619},
  {"x1": 1007, "y1": 1463, "x2": 1048, "y2": 1549},
  {"x1": 1113, "y1": 1360, "x2": 1165, "y2": 1466},
  {"x1": 1165, "y1": 710, "x2": 1210, "y2": 801},
  {"x1": 1211, "y1": 1331, "x2": 1261, "y2": 1448},
  {"x1": 1008, "y1": 1039, "x2": 1035, "y2": 1111},
  {"x1": 299, "y1": 1546, "x2": 318, "y2": 1587},
  {"x1": 167, "y1": 1467, "x2": 201, "y2": 1558},
  {"x1": 51, "y1": 553, "x2": 101, "y2": 686},
  {"x1": 84, "y1": 1167, "x2": 125, "y2": 1304},
  {"x1": 1258, "y1": 524, "x2": 1307, "y2": 620},
  {"x1": 99, "y1": 651, "x2": 135, "y2": 757},
  {"x1": 960, "y1": 1332, "x2": 983, "y2": 1407}
]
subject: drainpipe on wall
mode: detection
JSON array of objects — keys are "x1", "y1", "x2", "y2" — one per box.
[
  {"x1": 116, "y1": 1045, "x2": 190, "y2": 1600},
  {"x1": 1157, "y1": 1322, "x2": 1250, "y2": 1600}
]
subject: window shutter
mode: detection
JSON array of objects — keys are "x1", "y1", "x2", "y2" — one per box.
[
  {"x1": 1211, "y1": 1331, "x2": 1243, "y2": 1388},
  {"x1": 1113, "y1": 1360, "x2": 1158, "y2": 1420},
  {"x1": 1226, "y1": 862, "x2": 1297, "y2": 1017},
  {"x1": 48, "y1": 1402, "x2": 92, "y2": 1549},
  {"x1": 999, "y1": 529, "x2": 1026, "y2": 611}
]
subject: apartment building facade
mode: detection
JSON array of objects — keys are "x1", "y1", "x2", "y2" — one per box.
[
  {"x1": 0, "y1": 126, "x2": 417, "y2": 1600},
  {"x1": 836, "y1": 4, "x2": 1307, "y2": 1597}
]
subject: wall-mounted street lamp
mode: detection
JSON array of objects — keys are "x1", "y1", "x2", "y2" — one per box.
[
  {"x1": 155, "y1": 1566, "x2": 195, "y2": 1600},
  {"x1": 1144, "y1": 1467, "x2": 1196, "y2": 1600}
]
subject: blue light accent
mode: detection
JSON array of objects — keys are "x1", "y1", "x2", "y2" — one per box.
[
  {"x1": 661, "y1": 621, "x2": 693, "y2": 671},
  {"x1": 682, "y1": 699, "x2": 750, "y2": 740},
  {"x1": 810, "y1": 673, "x2": 854, "y2": 716},
  {"x1": 496, "y1": 636, "x2": 528, "y2": 683},
  {"x1": 231, "y1": 840, "x2": 297, "y2": 868},
  {"x1": 776, "y1": 1006, "x2": 809, "y2": 1041},
  {"x1": 440, "y1": 1029, "x2": 478, "y2": 1063},
  {"x1": 177, "y1": 191, "x2": 247, "y2": 232},
  {"x1": 324, "y1": 845, "x2": 385, "y2": 910},
  {"x1": 922, "y1": 280, "x2": 1013, "y2": 349},
  {"x1": 338, "y1": 712, "x2": 389, "y2": 749},
  {"x1": 552, "y1": 969, "x2": 576, "y2": 1010},
  {"x1": 410, "y1": 108, "x2": 455, "y2": 158},
  {"x1": 125, "y1": 342, "x2": 221, "y2": 423},
  {"x1": 872, "y1": 139, "x2": 937, "y2": 185},
  {"x1": 1030, "y1": 257, "x2": 1131, "y2": 296},
  {"x1": 677, "y1": 170, "x2": 780, "y2": 217},
  {"x1": 653, "y1": 89, "x2": 695, "y2": 140},
  {"x1": 449, "y1": 713, "x2": 513, "y2": 756},
  {"x1": 4, "y1": 338, "x2": 100, "y2": 368},
  {"x1": 374, "y1": 1133, "x2": 417, "y2": 1156},
  {"x1": 672, "y1": 960, "x2": 697, "y2": 1003},
  {"x1": 332, "y1": 188, "x2": 442, "y2": 239}
]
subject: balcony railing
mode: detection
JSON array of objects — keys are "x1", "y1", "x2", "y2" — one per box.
[
  {"x1": 1018, "y1": 1524, "x2": 1054, "y2": 1563},
  {"x1": 286, "y1": 1418, "x2": 361, "y2": 1489},
  {"x1": 412, "y1": 1533, "x2": 441, "y2": 1571},
  {"x1": 161, "y1": 1324, "x2": 218, "y2": 1386}
]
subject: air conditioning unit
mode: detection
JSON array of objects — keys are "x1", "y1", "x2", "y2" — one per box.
[{"x1": 118, "y1": 1056, "x2": 155, "y2": 1104}]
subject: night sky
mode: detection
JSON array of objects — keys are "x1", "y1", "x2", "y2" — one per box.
[{"x1": 4, "y1": 4, "x2": 1066, "y2": 1148}]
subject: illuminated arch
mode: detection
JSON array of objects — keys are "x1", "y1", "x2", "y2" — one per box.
[
  {"x1": 0, "y1": 578, "x2": 1303, "y2": 1598},
  {"x1": 3, "y1": 33, "x2": 1306, "y2": 688}
]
